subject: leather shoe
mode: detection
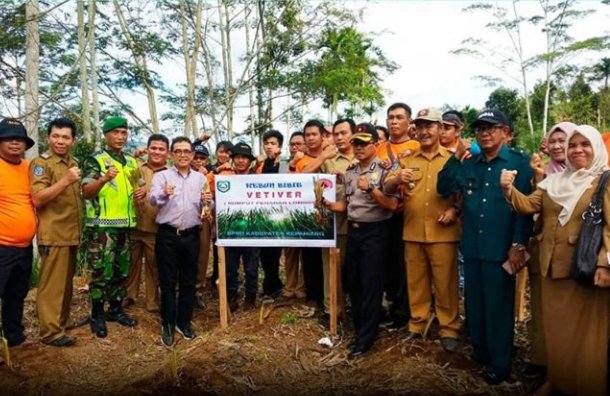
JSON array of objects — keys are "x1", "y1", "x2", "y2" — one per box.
[
  {"x1": 404, "y1": 331, "x2": 422, "y2": 341},
  {"x1": 440, "y1": 337, "x2": 459, "y2": 352},
  {"x1": 348, "y1": 346, "x2": 369, "y2": 360},
  {"x1": 176, "y1": 324, "x2": 196, "y2": 340},
  {"x1": 479, "y1": 368, "x2": 507, "y2": 385},
  {"x1": 47, "y1": 335, "x2": 76, "y2": 347},
  {"x1": 107, "y1": 304, "x2": 138, "y2": 327},
  {"x1": 161, "y1": 324, "x2": 174, "y2": 347}
]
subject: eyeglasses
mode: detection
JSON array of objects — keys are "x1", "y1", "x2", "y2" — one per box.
[
  {"x1": 289, "y1": 142, "x2": 305, "y2": 147},
  {"x1": 173, "y1": 149, "x2": 193, "y2": 156},
  {"x1": 475, "y1": 125, "x2": 504, "y2": 135}
]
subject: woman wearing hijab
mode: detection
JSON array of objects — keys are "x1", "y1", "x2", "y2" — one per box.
[
  {"x1": 524, "y1": 121, "x2": 577, "y2": 380},
  {"x1": 501, "y1": 125, "x2": 610, "y2": 395}
]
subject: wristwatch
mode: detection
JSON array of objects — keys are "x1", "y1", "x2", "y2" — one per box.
[{"x1": 365, "y1": 184, "x2": 375, "y2": 194}]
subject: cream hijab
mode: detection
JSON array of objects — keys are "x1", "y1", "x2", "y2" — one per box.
[{"x1": 538, "y1": 125, "x2": 609, "y2": 226}]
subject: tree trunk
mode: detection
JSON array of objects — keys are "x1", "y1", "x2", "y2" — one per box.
[
  {"x1": 113, "y1": 0, "x2": 159, "y2": 134},
  {"x1": 244, "y1": 3, "x2": 256, "y2": 146},
  {"x1": 77, "y1": 0, "x2": 91, "y2": 141},
  {"x1": 25, "y1": 0, "x2": 40, "y2": 159},
  {"x1": 89, "y1": 0, "x2": 100, "y2": 140}
]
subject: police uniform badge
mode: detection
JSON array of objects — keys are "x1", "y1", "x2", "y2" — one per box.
[{"x1": 33, "y1": 165, "x2": 45, "y2": 177}]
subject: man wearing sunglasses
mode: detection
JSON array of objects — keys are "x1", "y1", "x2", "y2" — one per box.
[{"x1": 437, "y1": 109, "x2": 533, "y2": 385}]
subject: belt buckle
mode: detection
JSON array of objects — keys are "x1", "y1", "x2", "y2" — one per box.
[
  {"x1": 176, "y1": 227, "x2": 184, "y2": 236},
  {"x1": 351, "y1": 222, "x2": 359, "y2": 229}
]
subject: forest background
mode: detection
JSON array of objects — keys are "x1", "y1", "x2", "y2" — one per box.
[{"x1": 1, "y1": 0, "x2": 610, "y2": 160}]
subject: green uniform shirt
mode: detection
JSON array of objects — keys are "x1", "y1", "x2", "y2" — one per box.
[{"x1": 437, "y1": 145, "x2": 533, "y2": 262}]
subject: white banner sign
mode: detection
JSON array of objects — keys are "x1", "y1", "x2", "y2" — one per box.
[{"x1": 214, "y1": 174, "x2": 337, "y2": 247}]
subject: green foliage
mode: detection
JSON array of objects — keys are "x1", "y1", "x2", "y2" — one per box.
[
  {"x1": 29, "y1": 254, "x2": 40, "y2": 289},
  {"x1": 217, "y1": 208, "x2": 333, "y2": 240},
  {"x1": 280, "y1": 312, "x2": 299, "y2": 325}
]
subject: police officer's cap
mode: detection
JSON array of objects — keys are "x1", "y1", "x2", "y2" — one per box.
[{"x1": 351, "y1": 123, "x2": 380, "y2": 144}]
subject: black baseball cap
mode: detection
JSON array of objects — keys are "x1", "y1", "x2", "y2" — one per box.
[
  {"x1": 472, "y1": 109, "x2": 513, "y2": 131},
  {"x1": 193, "y1": 140, "x2": 209, "y2": 157},
  {"x1": 231, "y1": 142, "x2": 256, "y2": 160},
  {"x1": 351, "y1": 123, "x2": 380, "y2": 144}
]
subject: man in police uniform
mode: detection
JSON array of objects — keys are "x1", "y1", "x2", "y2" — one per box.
[
  {"x1": 82, "y1": 116, "x2": 138, "y2": 338},
  {"x1": 437, "y1": 109, "x2": 533, "y2": 384},
  {"x1": 325, "y1": 123, "x2": 399, "y2": 359},
  {"x1": 125, "y1": 134, "x2": 169, "y2": 313},
  {"x1": 30, "y1": 118, "x2": 82, "y2": 347}
]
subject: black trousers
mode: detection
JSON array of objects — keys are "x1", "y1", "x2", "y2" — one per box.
[
  {"x1": 385, "y1": 213, "x2": 409, "y2": 320},
  {"x1": 0, "y1": 245, "x2": 32, "y2": 346},
  {"x1": 345, "y1": 221, "x2": 388, "y2": 350},
  {"x1": 260, "y1": 247, "x2": 283, "y2": 296},
  {"x1": 302, "y1": 247, "x2": 323, "y2": 304},
  {"x1": 155, "y1": 227, "x2": 200, "y2": 327}
]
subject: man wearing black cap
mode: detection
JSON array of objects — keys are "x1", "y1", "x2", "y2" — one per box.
[
  {"x1": 325, "y1": 123, "x2": 399, "y2": 360},
  {"x1": 437, "y1": 109, "x2": 533, "y2": 384},
  {"x1": 191, "y1": 139, "x2": 213, "y2": 309},
  {"x1": 440, "y1": 110, "x2": 464, "y2": 152},
  {"x1": 209, "y1": 142, "x2": 260, "y2": 311},
  {"x1": 0, "y1": 118, "x2": 37, "y2": 348},
  {"x1": 81, "y1": 116, "x2": 139, "y2": 337}
]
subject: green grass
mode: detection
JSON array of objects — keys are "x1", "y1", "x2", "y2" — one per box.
[
  {"x1": 217, "y1": 207, "x2": 334, "y2": 240},
  {"x1": 279, "y1": 312, "x2": 300, "y2": 325}
]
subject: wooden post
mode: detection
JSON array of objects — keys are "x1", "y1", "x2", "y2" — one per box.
[
  {"x1": 329, "y1": 247, "x2": 338, "y2": 336},
  {"x1": 217, "y1": 246, "x2": 229, "y2": 329}
]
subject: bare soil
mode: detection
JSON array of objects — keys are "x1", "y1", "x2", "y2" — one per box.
[{"x1": 0, "y1": 277, "x2": 538, "y2": 395}]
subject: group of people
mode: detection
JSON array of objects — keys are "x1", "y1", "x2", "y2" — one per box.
[{"x1": 0, "y1": 100, "x2": 609, "y2": 395}]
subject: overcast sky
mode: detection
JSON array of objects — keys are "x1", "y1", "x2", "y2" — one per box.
[{"x1": 122, "y1": 0, "x2": 610, "y2": 141}]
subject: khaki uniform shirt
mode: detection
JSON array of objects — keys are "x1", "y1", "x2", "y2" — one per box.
[
  {"x1": 30, "y1": 152, "x2": 83, "y2": 246},
  {"x1": 134, "y1": 161, "x2": 167, "y2": 234},
  {"x1": 387, "y1": 146, "x2": 460, "y2": 243},
  {"x1": 344, "y1": 158, "x2": 397, "y2": 223},
  {"x1": 320, "y1": 152, "x2": 357, "y2": 235}
]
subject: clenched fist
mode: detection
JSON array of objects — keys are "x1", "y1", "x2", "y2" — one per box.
[
  {"x1": 500, "y1": 169, "x2": 518, "y2": 191},
  {"x1": 63, "y1": 166, "x2": 81, "y2": 185}
]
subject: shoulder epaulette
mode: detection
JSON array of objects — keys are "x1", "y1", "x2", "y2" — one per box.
[{"x1": 40, "y1": 152, "x2": 51, "y2": 160}]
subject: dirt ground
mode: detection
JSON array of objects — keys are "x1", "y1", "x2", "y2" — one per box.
[{"x1": 0, "y1": 277, "x2": 539, "y2": 396}]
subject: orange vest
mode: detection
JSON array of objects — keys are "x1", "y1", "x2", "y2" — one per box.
[{"x1": 0, "y1": 158, "x2": 37, "y2": 247}]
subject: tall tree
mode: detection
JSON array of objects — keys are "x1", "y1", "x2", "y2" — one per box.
[{"x1": 25, "y1": 0, "x2": 40, "y2": 158}]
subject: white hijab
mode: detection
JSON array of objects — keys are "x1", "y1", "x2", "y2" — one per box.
[{"x1": 538, "y1": 125, "x2": 609, "y2": 226}]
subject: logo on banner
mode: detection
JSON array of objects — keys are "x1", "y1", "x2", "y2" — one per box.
[{"x1": 217, "y1": 180, "x2": 231, "y2": 193}]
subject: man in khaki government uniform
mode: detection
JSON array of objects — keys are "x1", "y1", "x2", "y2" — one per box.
[
  {"x1": 124, "y1": 134, "x2": 169, "y2": 312},
  {"x1": 30, "y1": 118, "x2": 82, "y2": 347},
  {"x1": 385, "y1": 108, "x2": 461, "y2": 352}
]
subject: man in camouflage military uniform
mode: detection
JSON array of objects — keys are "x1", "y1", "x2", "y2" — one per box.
[{"x1": 81, "y1": 116, "x2": 138, "y2": 338}]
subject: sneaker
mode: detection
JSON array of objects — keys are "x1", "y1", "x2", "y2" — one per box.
[
  {"x1": 176, "y1": 324, "x2": 196, "y2": 340},
  {"x1": 47, "y1": 335, "x2": 76, "y2": 347},
  {"x1": 161, "y1": 324, "x2": 174, "y2": 347}
]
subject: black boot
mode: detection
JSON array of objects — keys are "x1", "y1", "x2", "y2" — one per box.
[
  {"x1": 243, "y1": 293, "x2": 256, "y2": 310},
  {"x1": 90, "y1": 301, "x2": 108, "y2": 338},
  {"x1": 107, "y1": 300, "x2": 138, "y2": 327}
]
